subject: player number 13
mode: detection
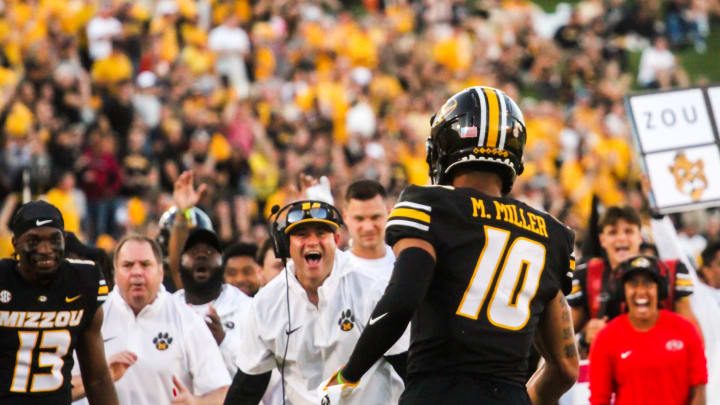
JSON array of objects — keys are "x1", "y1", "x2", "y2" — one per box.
[
  {"x1": 11, "y1": 330, "x2": 70, "y2": 393},
  {"x1": 456, "y1": 226, "x2": 546, "y2": 330}
]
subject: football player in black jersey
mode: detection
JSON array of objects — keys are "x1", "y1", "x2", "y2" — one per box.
[
  {"x1": 0, "y1": 201, "x2": 118, "y2": 405},
  {"x1": 325, "y1": 87, "x2": 578, "y2": 404}
]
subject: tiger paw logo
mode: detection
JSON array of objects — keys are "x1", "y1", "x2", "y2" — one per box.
[
  {"x1": 338, "y1": 309, "x2": 355, "y2": 332},
  {"x1": 669, "y1": 152, "x2": 708, "y2": 201},
  {"x1": 153, "y1": 332, "x2": 173, "y2": 351}
]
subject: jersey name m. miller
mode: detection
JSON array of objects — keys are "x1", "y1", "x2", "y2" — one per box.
[{"x1": 386, "y1": 185, "x2": 574, "y2": 386}]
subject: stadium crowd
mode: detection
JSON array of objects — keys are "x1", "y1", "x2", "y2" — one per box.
[
  {"x1": 0, "y1": 0, "x2": 717, "y2": 252},
  {"x1": 1, "y1": 0, "x2": 720, "y2": 404}
]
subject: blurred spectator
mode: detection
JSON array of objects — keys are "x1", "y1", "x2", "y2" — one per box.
[
  {"x1": 132, "y1": 71, "x2": 161, "y2": 129},
  {"x1": 46, "y1": 171, "x2": 87, "y2": 236},
  {"x1": 208, "y1": 15, "x2": 251, "y2": 99},
  {"x1": 78, "y1": 132, "x2": 123, "y2": 240},
  {"x1": 222, "y1": 242, "x2": 261, "y2": 297},
  {"x1": 637, "y1": 36, "x2": 689, "y2": 89},
  {"x1": 255, "y1": 238, "x2": 284, "y2": 287},
  {"x1": 86, "y1": 2, "x2": 123, "y2": 61}
]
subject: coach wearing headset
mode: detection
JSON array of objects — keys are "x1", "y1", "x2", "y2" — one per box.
[
  {"x1": 589, "y1": 255, "x2": 707, "y2": 405},
  {"x1": 224, "y1": 200, "x2": 408, "y2": 405}
]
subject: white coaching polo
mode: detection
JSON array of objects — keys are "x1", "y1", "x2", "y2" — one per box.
[
  {"x1": 236, "y1": 249, "x2": 408, "y2": 405},
  {"x1": 174, "y1": 283, "x2": 252, "y2": 376},
  {"x1": 84, "y1": 286, "x2": 231, "y2": 405}
]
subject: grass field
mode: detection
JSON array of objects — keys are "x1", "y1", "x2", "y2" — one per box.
[{"x1": 529, "y1": 1, "x2": 720, "y2": 86}]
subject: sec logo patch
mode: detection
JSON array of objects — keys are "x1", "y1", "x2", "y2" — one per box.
[{"x1": 0, "y1": 290, "x2": 11, "y2": 303}]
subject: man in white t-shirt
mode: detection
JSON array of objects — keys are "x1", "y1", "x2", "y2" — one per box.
[
  {"x1": 173, "y1": 229, "x2": 252, "y2": 376},
  {"x1": 86, "y1": 2, "x2": 123, "y2": 61},
  {"x1": 74, "y1": 235, "x2": 230, "y2": 405},
  {"x1": 208, "y1": 14, "x2": 250, "y2": 98},
  {"x1": 225, "y1": 200, "x2": 407, "y2": 405},
  {"x1": 344, "y1": 180, "x2": 395, "y2": 280},
  {"x1": 637, "y1": 36, "x2": 677, "y2": 88}
]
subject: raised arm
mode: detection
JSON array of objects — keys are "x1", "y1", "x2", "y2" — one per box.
[{"x1": 168, "y1": 170, "x2": 208, "y2": 289}]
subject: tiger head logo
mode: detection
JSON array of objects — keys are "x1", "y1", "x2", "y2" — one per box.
[{"x1": 669, "y1": 152, "x2": 708, "y2": 201}]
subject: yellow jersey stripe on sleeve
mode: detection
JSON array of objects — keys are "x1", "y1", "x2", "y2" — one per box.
[
  {"x1": 389, "y1": 208, "x2": 431, "y2": 224},
  {"x1": 675, "y1": 279, "x2": 693, "y2": 287},
  {"x1": 98, "y1": 285, "x2": 109, "y2": 295}
]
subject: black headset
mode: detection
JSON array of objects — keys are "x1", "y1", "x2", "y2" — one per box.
[
  {"x1": 269, "y1": 200, "x2": 344, "y2": 259},
  {"x1": 267, "y1": 200, "x2": 344, "y2": 405}
]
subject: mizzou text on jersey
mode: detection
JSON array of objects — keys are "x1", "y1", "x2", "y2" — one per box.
[
  {"x1": 0, "y1": 258, "x2": 107, "y2": 404},
  {"x1": 386, "y1": 185, "x2": 574, "y2": 385}
]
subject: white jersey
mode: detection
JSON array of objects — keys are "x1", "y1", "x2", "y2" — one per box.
[
  {"x1": 347, "y1": 244, "x2": 395, "y2": 281},
  {"x1": 75, "y1": 286, "x2": 231, "y2": 405},
  {"x1": 174, "y1": 283, "x2": 252, "y2": 376},
  {"x1": 236, "y1": 249, "x2": 408, "y2": 405}
]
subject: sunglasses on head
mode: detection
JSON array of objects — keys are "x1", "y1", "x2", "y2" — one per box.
[{"x1": 280, "y1": 201, "x2": 342, "y2": 234}]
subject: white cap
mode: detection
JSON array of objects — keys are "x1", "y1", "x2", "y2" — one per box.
[{"x1": 137, "y1": 71, "x2": 157, "y2": 89}]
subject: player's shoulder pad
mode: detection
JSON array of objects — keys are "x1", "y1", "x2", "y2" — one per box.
[
  {"x1": 397, "y1": 184, "x2": 449, "y2": 203},
  {"x1": 387, "y1": 185, "x2": 439, "y2": 232},
  {"x1": 64, "y1": 258, "x2": 103, "y2": 282},
  {"x1": 65, "y1": 258, "x2": 97, "y2": 267}
]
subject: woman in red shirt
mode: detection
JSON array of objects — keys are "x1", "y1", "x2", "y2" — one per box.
[{"x1": 589, "y1": 255, "x2": 707, "y2": 405}]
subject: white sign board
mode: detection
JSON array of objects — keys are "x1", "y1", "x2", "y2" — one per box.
[
  {"x1": 628, "y1": 89, "x2": 715, "y2": 153},
  {"x1": 626, "y1": 87, "x2": 720, "y2": 214}
]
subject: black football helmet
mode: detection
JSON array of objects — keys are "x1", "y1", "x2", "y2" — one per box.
[
  {"x1": 156, "y1": 206, "x2": 214, "y2": 255},
  {"x1": 427, "y1": 86, "x2": 526, "y2": 194}
]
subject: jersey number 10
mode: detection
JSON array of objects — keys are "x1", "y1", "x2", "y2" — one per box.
[{"x1": 456, "y1": 226, "x2": 546, "y2": 330}]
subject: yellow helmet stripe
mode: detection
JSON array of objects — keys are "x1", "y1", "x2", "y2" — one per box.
[{"x1": 483, "y1": 88, "x2": 500, "y2": 148}]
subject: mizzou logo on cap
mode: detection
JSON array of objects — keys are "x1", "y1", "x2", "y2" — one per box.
[
  {"x1": 153, "y1": 332, "x2": 173, "y2": 351},
  {"x1": 338, "y1": 309, "x2": 355, "y2": 332}
]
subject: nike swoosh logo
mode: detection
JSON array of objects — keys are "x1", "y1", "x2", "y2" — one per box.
[
  {"x1": 65, "y1": 295, "x2": 82, "y2": 303},
  {"x1": 621, "y1": 351, "x2": 631, "y2": 359},
  {"x1": 286, "y1": 326, "x2": 301, "y2": 335},
  {"x1": 368, "y1": 312, "x2": 388, "y2": 326},
  {"x1": 103, "y1": 336, "x2": 117, "y2": 343},
  {"x1": 36, "y1": 219, "x2": 53, "y2": 226}
]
